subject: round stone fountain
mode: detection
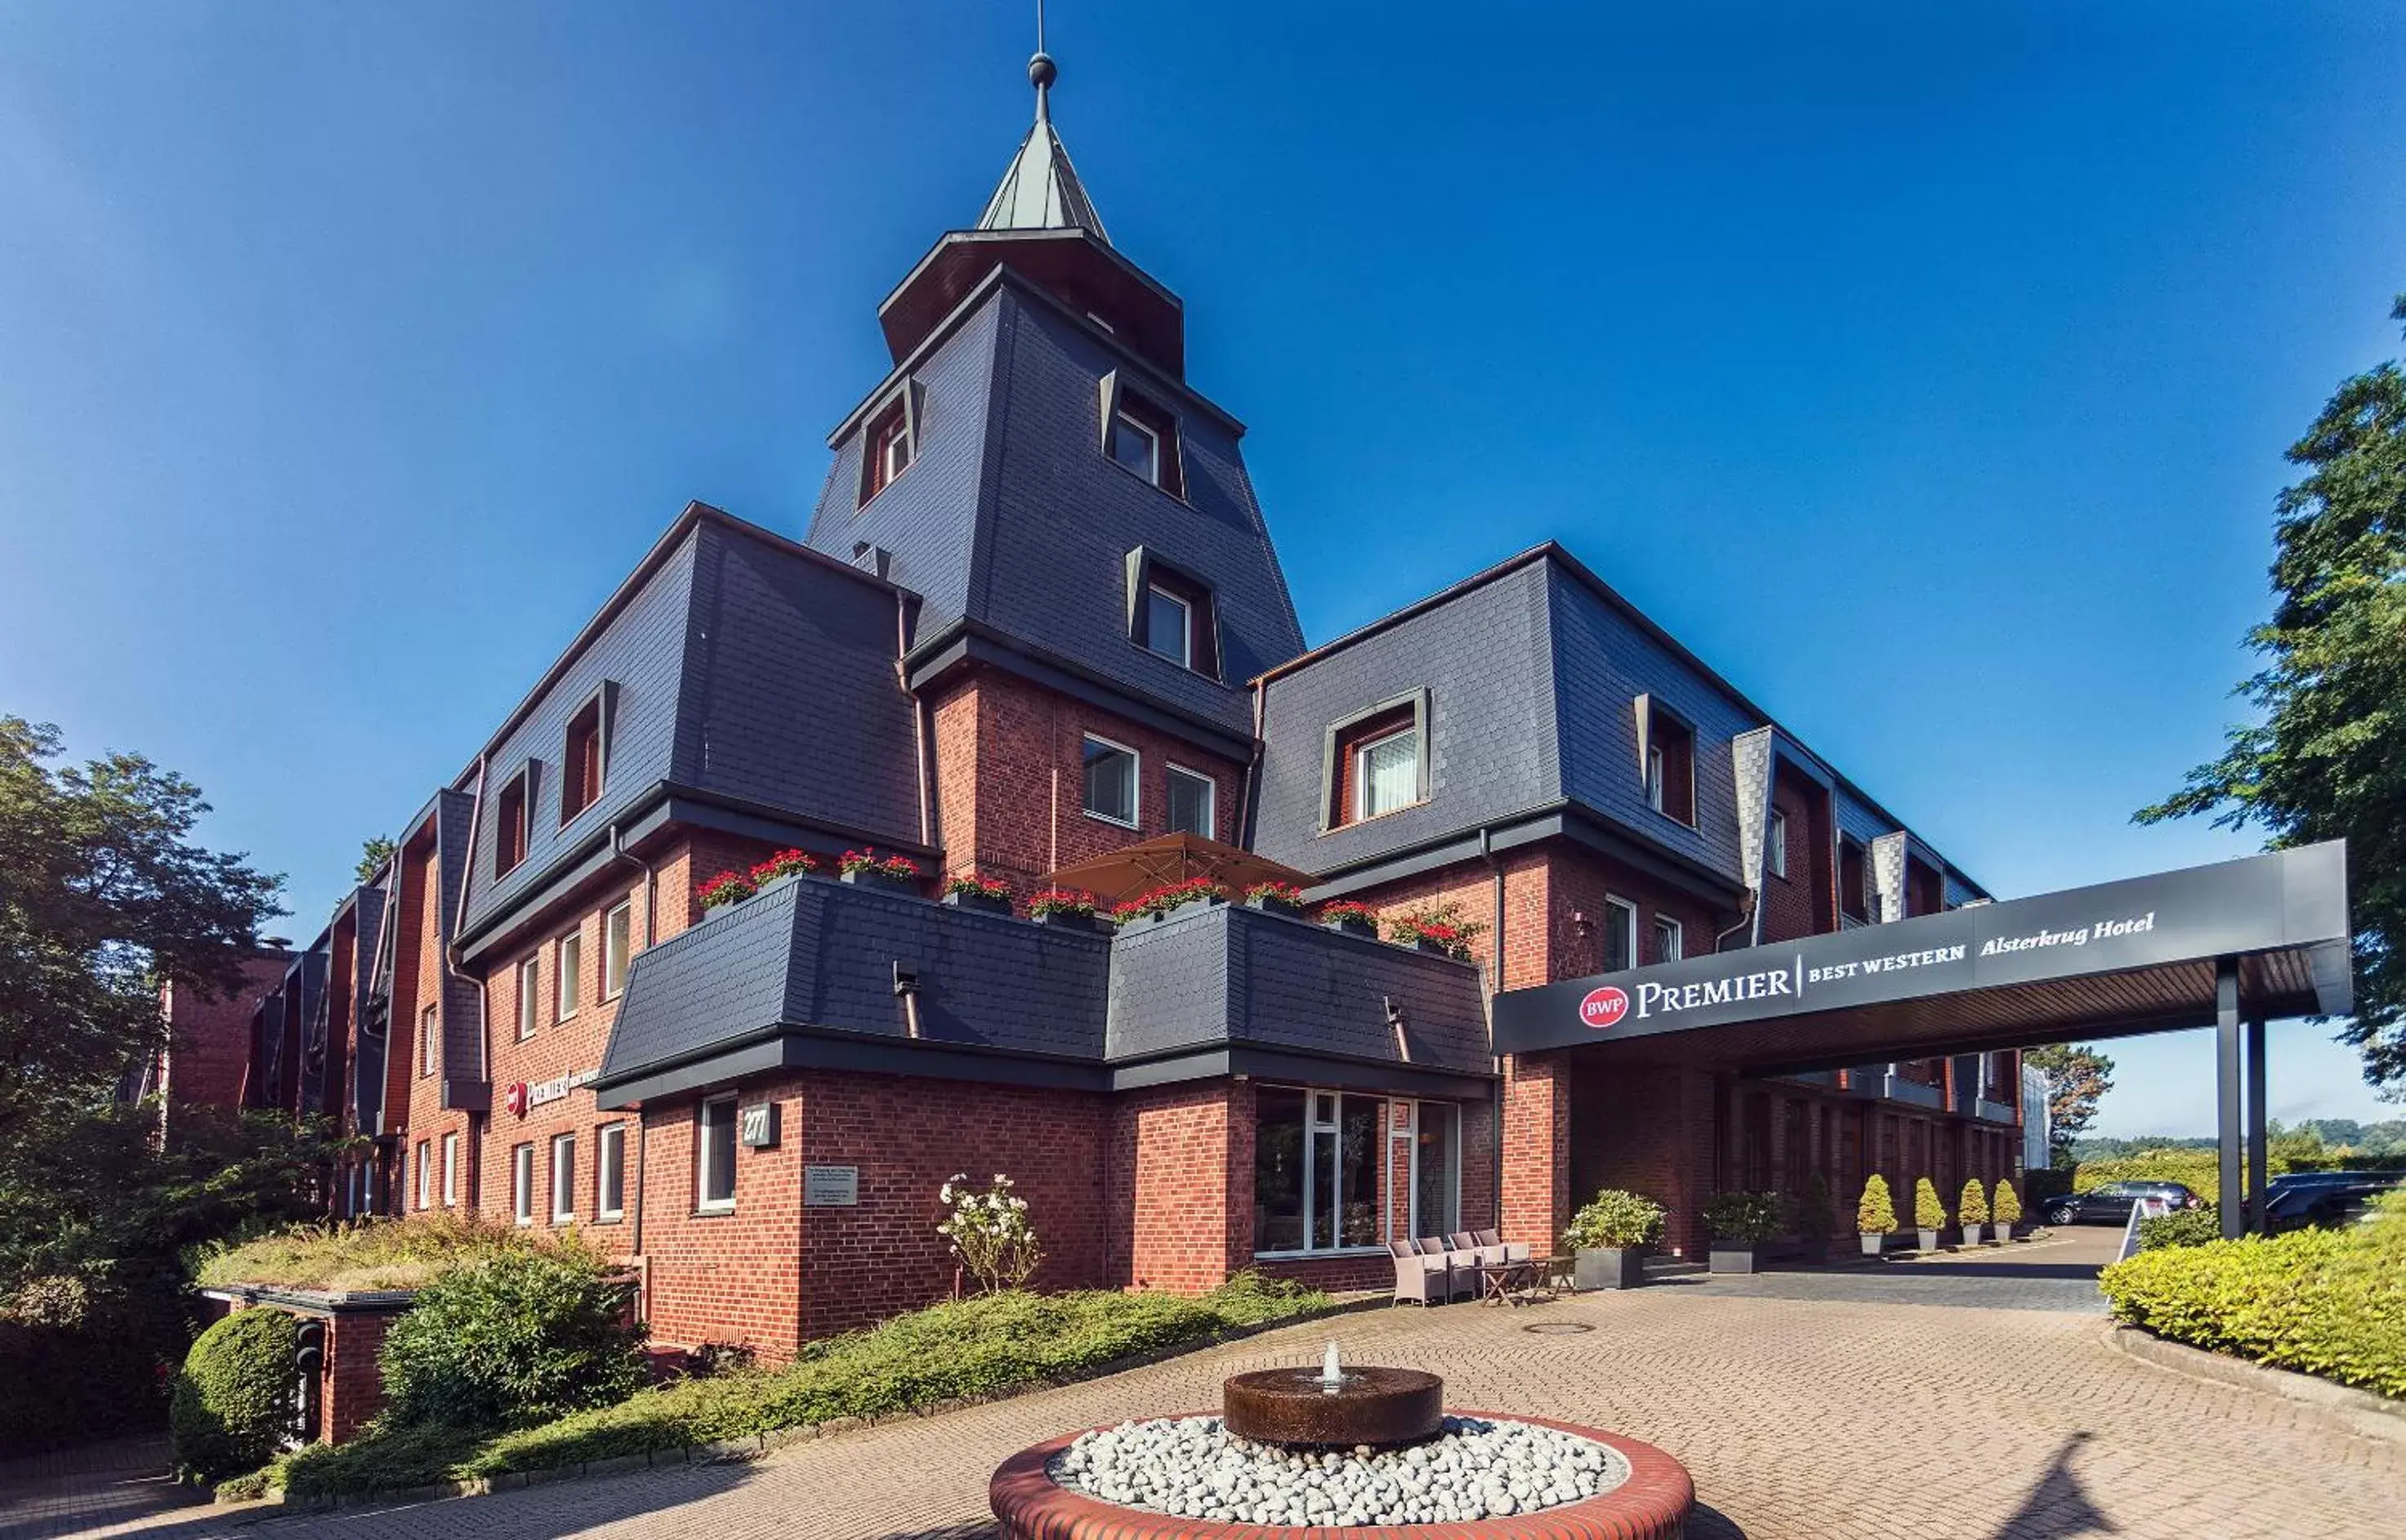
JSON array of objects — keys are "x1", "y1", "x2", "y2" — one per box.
[{"x1": 989, "y1": 1343, "x2": 1694, "y2": 1538}]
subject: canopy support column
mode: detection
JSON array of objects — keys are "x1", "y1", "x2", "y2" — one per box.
[
  {"x1": 2246, "y1": 1016, "x2": 2268, "y2": 1235},
  {"x1": 2216, "y1": 957, "x2": 2243, "y2": 1239}
]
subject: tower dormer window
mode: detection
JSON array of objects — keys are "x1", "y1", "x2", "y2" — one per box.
[
  {"x1": 1123, "y1": 549, "x2": 1220, "y2": 677},
  {"x1": 855, "y1": 383, "x2": 922, "y2": 507},
  {"x1": 495, "y1": 766, "x2": 532, "y2": 878},
  {"x1": 1097, "y1": 372, "x2": 1184, "y2": 497},
  {"x1": 1144, "y1": 585, "x2": 1191, "y2": 667}
]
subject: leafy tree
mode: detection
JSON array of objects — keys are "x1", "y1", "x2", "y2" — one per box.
[
  {"x1": 2025, "y1": 1043, "x2": 2117, "y2": 1156},
  {"x1": 2139, "y1": 294, "x2": 2406, "y2": 1089},
  {"x1": 0, "y1": 717, "x2": 283, "y2": 1144},
  {"x1": 355, "y1": 835, "x2": 396, "y2": 884}
]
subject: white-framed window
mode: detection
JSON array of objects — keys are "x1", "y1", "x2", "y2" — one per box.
[
  {"x1": 597, "y1": 1123, "x2": 627, "y2": 1221},
  {"x1": 878, "y1": 411, "x2": 913, "y2": 488},
  {"x1": 1080, "y1": 734, "x2": 1138, "y2": 828},
  {"x1": 1109, "y1": 411, "x2": 1159, "y2": 483},
  {"x1": 441, "y1": 1132, "x2": 459, "y2": 1207},
  {"x1": 604, "y1": 901, "x2": 632, "y2": 1000},
  {"x1": 512, "y1": 1142, "x2": 534, "y2": 1225},
  {"x1": 697, "y1": 1095, "x2": 738, "y2": 1212},
  {"x1": 549, "y1": 1134, "x2": 576, "y2": 1225},
  {"x1": 1143, "y1": 584, "x2": 1191, "y2": 667},
  {"x1": 1645, "y1": 743, "x2": 1666, "y2": 813},
  {"x1": 556, "y1": 928, "x2": 583, "y2": 1020},
  {"x1": 516, "y1": 957, "x2": 540, "y2": 1040},
  {"x1": 414, "y1": 1140, "x2": 431, "y2": 1211},
  {"x1": 1356, "y1": 726, "x2": 1420, "y2": 820},
  {"x1": 1602, "y1": 896, "x2": 1639, "y2": 972},
  {"x1": 1653, "y1": 914, "x2": 1685, "y2": 964},
  {"x1": 418, "y1": 1002, "x2": 437, "y2": 1077},
  {"x1": 1165, "y1": 764, "x2": 1216, "y2": 839},
  {"x1": 1252, "y1": 1089, "x2": 1459, "y2": 1257},
  {"x1": 1768, "y1": 810, "x2": 1790, "y2": 880}
]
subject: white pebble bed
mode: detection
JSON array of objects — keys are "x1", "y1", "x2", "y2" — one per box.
[{"x1": 1047, "y1": 1414, "x2": 1629, "y2": 1527}]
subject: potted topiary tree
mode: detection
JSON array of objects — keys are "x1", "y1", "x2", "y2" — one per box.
[
  {"x1": 1702, "y1": 1191, "x2": 1779, "y2": 1274},
  {"x1": 1788, "y1": 1173, "x2": 1835, "y2": 1262},
  {"x1": 1913, "y1": 1177, "x2": 1946, "y2": 1252},
  {"x1": 1957, "y1": 1177, "x2": 1989, "y2": 1248},
  {"x1": 1992, "y1": 1179, "x2": 2023, "y2": 1240},
  {"x1": 1563, "y1": 1189, "x2": 1665, "y2": 1290},
  {"x1": 1857, "y1": 1175, "x2": 1898, "y2": 1257}
]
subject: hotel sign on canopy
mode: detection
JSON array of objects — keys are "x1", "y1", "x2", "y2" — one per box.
[{"x1": 1493, "y1": 842, "x2": 2350, "y2": 1056}]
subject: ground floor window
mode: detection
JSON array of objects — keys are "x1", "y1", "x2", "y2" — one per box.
[
  {"x1": 550, "y1": 1133, "x2": 576, "y2": 1225},
  {"x1": 698, "y1": 1095, "x2": 737, "y2": 1212},
  {"x1": 1253, "y1": 1087, "x2": 1460, "y2": 1256},
  {"x1": 512, "y1": 1143, "x2": 534, "y2": 1225},
  {"x1": 597, "y1": 1123, "x2": 626, "y2": 1221}
]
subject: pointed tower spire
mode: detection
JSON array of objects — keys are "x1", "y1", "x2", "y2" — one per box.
[{"x1": 976, "y1": 37, "x2": 1109, "y2": 241}]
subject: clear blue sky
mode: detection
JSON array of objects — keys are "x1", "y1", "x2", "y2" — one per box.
[{"x1": 4, "y1": 3, "x2": 2401, "y2": 1135}]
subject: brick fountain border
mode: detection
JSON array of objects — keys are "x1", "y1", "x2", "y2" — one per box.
[{"x1": 990, "y1": 1411, "x2": 1694, "y2": 1539}]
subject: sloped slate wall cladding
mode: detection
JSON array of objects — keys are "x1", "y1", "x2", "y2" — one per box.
[
  {"x1": 1252, "y1": 560, "x2": 1557, "y2": 873},
  {"x1": 462, "y1": 538, "x2": 699, "y2": 934}
]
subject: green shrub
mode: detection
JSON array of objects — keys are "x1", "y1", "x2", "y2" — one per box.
[
  {"x1": 1701, "y1": 1191, "x2": 1779, "y2": 1243},
  {"x1": 1563, "y1": 1190, "x2": 1666, "y2": 1250},
  {"x1": 2139, "y1": 1204, "x2": 2225, "y2": 1251},
  {"x1": 1913, "y1": 1178, "x2": 1947, "y2": 1230},
  {"x1": 2073, "y1": 1149, "x2": 2288, "y2": 1197},
  {"x1": 171, "y1": 1309, "x2": 297, "y2": 1481},
  {"x1": 272, "y1": 1278, "x2": 1332, "y2": 1498},
  {"x1": 1, "y1": 1274, "x2": 174, "y2": 1453},
  {"x1": 1857, "y1": 1175, "x2": 1898, "y2": 1234},
  {"x1": 2101, "y1": 1194, "x2": 2406, "y2": 1397},
  {"x1": 1993, "y1": 1181, "x2": 2023, "y2": 1227},
  {"x1": 379, "y1": 1245, "x2": 645, "y2": 1429}
]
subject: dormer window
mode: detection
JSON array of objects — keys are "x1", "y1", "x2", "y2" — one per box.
[
  {"x1": 855, "y1": 384, "x2": 921, "y2": 507},
  {"x1": 495, "y1": 767, "x2": 531, "y2": 878},
  {"x1": 560, "y1": 690, "x2": 608, "y2": 825},
  {"x1": 1640, "y1": 707, "x2": 1696, "y2": 826},
  {"x1": 1144, "y1": 584, "x2": 1191, "y2": 667},
  {"x1": 1323, "y1": 691, "x2": 1431, "y2": 829},
  {"x1": 1839, "y1": 837, "x2": 1869, "y2": 921},
  {"x1": 1123, "y1": 549, "x2": 1219, "y2": 677},
  {"x1": 1097, "y1": 372, "x2": 1184, "y2": 497}
]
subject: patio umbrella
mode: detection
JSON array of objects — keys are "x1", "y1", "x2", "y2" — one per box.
[{"x1": 1041, "y1": 832, "x2": 1318, "y2": 908}]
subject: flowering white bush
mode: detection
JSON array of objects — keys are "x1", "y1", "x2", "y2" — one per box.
[{"x1": 936, "y1": 1172, "x2": 1044, "y2": 1292}]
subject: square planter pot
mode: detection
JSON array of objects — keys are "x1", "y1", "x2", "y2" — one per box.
[
  {"x1": 1707, "y1": 1244, "x2": 1759, "y2": 1275},
  {"x1": 1245, "y1": 897, "x2": 1310, "y2": 918},
  {"x1": 1408, "y1": 936, "x2": 1465, "y2": 957},
  {"x1": 940, "y1": 890, "x2": 1014, "y2": 916},
  {"x1": 1859, "y1": 1233, "x2": 1886, "y2": 1257},
  {"x1": 1322, "y1": 916, "x2": 1377, "y2": 938},
  {"x1": 1959, "y1": 1223, "x2": 1984, "y2": 1248},
  {"x1": 840, "y1": 868, "x2": 920, "y2": 898},
  {"x1": 1917, "y1": 1228, "x2": 1941, "y2": 1252},
  {"x1": 1573, "y1": 1247, "x2": 1646, "y2": 1290},
  {"x1": 1029, "y1": 908, "x2": 1100, "y2": 931}
]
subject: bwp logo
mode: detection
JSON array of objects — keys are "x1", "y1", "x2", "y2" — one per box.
[{"x1": 1578, "y1": 986, "x2": 1631, "y2": 1030}]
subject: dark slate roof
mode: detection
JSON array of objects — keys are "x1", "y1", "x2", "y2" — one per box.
[
  {"x1": 599, "y1": 877, "x2": 1111, "y2": 1090},
  {"x1": 432, "y1": 788, "x2": 480, "y2": 1078},
  {"x1": 457, "y1": 511, "x2": 922, "y2": 941},
  {"x1": 287, "y1": 944, "x2": 329, "y2": 1114},
  {"x1": 348, "y1": 882, "x2": 389, "y2": 1132},
  {"x1": 1252, "y1": 547, "x2": 1984, "y2": 900},
  {"x1": 1106, "y1": 903, "x2": 1490, "y2": 1077},
  {"x1": 805, "y1": 283, "x2": 1306, "y2": 742}
]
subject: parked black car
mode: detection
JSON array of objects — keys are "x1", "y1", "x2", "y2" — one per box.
[
  {"x1": 2043, "y1": 1181, "x2": 2201, "y2": 1225},
  {"x1": 2263, "y1": 1172, "x2": 2404, "y2": 1232}
]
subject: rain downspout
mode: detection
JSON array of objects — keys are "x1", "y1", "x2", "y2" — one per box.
[{"x1": 1480, "y1": 826, "x2": 1506, "y2": 1241}]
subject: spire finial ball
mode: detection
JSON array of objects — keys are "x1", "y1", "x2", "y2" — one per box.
[{"x1": 1028, "y1": 51, "x2": 1057, "y2": 91}]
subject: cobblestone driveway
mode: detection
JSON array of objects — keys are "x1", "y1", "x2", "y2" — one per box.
[{"x1": 10, "y1": 1230, "x2": 2398, "y2": 1540}]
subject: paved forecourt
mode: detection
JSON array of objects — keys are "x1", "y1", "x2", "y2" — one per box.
[{"x1": 9, "y1": 1231, "x2": 2398, "y2": 1540}]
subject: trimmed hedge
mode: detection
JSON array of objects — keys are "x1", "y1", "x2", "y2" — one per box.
[
  {"x1": 2100, "y1": 1194, "x2": 2406, "y2": 1398},
  {"x1": 266, "y1": 1273, "x2": 1330, "y2": 1498},
  {"x1": 171, "y1": 1309, "x2": 297, "y2": 1481}
]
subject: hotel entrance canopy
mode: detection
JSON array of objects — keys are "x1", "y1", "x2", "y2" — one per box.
[{"x1": 1493, "y1": 843, "x2": 2350, "y2": 1076}]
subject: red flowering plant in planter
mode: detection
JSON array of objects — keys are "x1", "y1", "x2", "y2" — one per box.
[
  {"x1": 942, "y1": 873, "x2": 1012, "y2": 903},
  {"x1": 839, "y1": 848, "x2": 921, "y2": 881},
  {"x1": 1027, "y1": 886, "x2": 1100, "y2": 919},
  {"x1": 1386, "y1": 900, "x2": 1487, "y2": 958},
  {"x1": 748, "y1": 849, "x2": 818, "y2": 885},
  {"x1": 696, "y1": 871, "x2": 757, "y2": 910},
  {"x1": 1319, "y1": 899, "x2": 1379, "y2": 928},
  {"x1": 1112, "y1": 876, "x2": 1223, "y2": 922},
  {"x1": 1243, "y1": 881, "x2": 1309, "y2": 911}
]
